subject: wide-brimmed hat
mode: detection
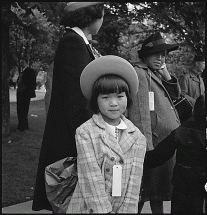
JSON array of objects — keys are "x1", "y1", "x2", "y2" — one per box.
[
  {"x1": 80, "y1": 55, "x2": 139, "y2": 100},
  {"x1": 64, "y1": 2, "x2": 104, "y2": 12},
  {"x1": 194, "y1": 54, "x2": 205, "y2": 62},
  {"x1": 138, "y1": 32, "x2": 179, "y2": 56}
]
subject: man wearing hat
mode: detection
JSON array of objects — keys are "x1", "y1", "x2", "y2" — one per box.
[
  {"x1": 32, "y1": 2, "x2": 105, "y2": 212},
  {"x1": 128, "y1": 32, "x2": 181, "y2": 213},
  {"x1": 179, "y1": 54, "x2": 205, "y2": 106}
]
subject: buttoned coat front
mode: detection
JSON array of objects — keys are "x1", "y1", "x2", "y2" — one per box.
[
  {"x1": 66, "y1": 113, "x2": 146, "y2": 214},
  {"x1": 128, "y1": 62, "x2": 181, "y2": 202}
]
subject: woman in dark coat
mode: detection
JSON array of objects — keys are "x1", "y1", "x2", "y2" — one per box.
[{"x1": 32, "y1": 2, "x2": 105, "y2": 211}]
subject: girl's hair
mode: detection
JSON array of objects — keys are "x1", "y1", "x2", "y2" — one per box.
[
  {"x1": 88, "y1": 74, "x2": 132, "y2": 114},
  {"x1": 193, "y1": 94, "x2": 205, "y2": 121},
  {"x1": 60, "y1": 4, "x2": 104, "y2": 29}
]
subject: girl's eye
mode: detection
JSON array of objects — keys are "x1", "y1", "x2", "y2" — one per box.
[
  {"x1": 118, "y1": 95, "x2": 124, "y2": 98},
  {"x1": 101, "y1": 95, "x2": 109, "y2": 99}
]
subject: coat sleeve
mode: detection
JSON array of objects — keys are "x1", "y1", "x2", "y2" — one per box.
[
  {"x1": 179, "y1": 75, "x2": 196, "y2": 105},
  {"x1": 145, "y1": 130, "x2": 177, "y2": 167},
  {"x1": 128, "y1": 67, "x2": 154, "y2": 151},
  {"x1": 75, "y1": 127, "x2": 113, "y2": 213},
  {"x1": 162, "y1": 75, "x2": 181, "y2": 100}
]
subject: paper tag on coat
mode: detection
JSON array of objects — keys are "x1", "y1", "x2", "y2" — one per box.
[
  {"x1": 149, "y1": 92, "x2": 154, "y2": 111},
  {"x1": 112, "y1": 165, "x2": 122, "y2": 196}
]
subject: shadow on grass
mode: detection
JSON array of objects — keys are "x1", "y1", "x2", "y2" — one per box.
[{"x1": 2, "y1": 99, "x2": 46, "y2": 207}]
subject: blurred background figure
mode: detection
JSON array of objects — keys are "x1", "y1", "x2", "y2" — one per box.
[
  {"x1": 179, "y1": 54, "x2": 205, "y2": 106},
  {"x1": 16, "y1": 60, "x2": 37, "y2": 131}
]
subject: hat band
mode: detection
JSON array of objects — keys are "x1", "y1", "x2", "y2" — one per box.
[{"x1": 145, "y1": 39, "x2": 166, "y2": 47}]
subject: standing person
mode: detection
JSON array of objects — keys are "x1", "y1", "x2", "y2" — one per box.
[
  {"x1": 145, "y1": 94, "x2": 205, "y2": 214},
  {"x1": 16, "y1": 61, "x2": 37, "y2": 131},
  {"x1": 32, "y1": 2, "x2": 105, "y2": 212},
  {"x1": 179, "y1": 54, "x2": 205, "y2": 106},
  {"x1": 128, "y1": 32, "x2": 181, "y2": 213},
  {"x1": 66, "y1": 55, "x2": 146, "y2": 213}
]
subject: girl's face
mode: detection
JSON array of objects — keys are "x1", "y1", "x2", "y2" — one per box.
[{"x1": 97, "y1": 92, "x2": 127, "y2": 126}]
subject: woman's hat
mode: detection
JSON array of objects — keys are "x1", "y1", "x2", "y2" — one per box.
[
  {"x1": 65, "y1": 2, "x2": 104, "y2": 12},
  {"x1": 80, "y1": 55, "x2": 139, "y2": 100},
  {"x1": 138, "y1": 32, "x2": 179, "y2": 56}
]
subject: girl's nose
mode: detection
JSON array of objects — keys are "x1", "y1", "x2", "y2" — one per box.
[{"x1": 109, "y1": 98, "x2": 118, "y2": 106}]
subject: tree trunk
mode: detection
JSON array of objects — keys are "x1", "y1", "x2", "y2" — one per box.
[{"x1": 2, "y1": 4, "x2": 11, "y2": 138}]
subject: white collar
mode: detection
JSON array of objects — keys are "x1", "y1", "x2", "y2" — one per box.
[
  {"x1": 70, "y1": 27, "x2": 89, "y2": 44},
  {"x1": 105, "y1": 119, "x2": 127, "y2": 138}
]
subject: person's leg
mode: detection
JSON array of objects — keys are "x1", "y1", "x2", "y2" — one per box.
[
  {"x1": 150, "y1": 201, "x2": 163, "y2": 214},
  {"x1": 138, "y1": 202, "x2": 144, "y2": 214},
  {"x1": 17, "y1": 92, "x2": 25, "y2": 130},
  {"x1": 23, "y1": 96, "x2": 31, "y2": 129},
  {"x1": 171, "y1": 189, "x2": 189, "y2": 214}
]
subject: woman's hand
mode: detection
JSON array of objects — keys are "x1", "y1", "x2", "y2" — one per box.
[{"x1": 157, "y1": 63, "x2": 171, "y2": 81}]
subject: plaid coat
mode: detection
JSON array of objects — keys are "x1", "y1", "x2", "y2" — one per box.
[{"x1": 66, "y1": 113, "x2": 146, "y2": 213}]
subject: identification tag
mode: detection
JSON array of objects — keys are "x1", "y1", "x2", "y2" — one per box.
[
  {"x1": 112, "y1": 165, "x2": 122, "y2": 196},
  {"x1": 149, "y1": 92, "x2": 154, "y2": 111}
]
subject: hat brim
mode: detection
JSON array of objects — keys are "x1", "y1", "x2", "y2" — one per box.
[
  {"x1": 138, "y1": 43, "x2": 179, "y2": 56},
  {"x1": 80, "y1": 55, "x2": 139, "y2": 100},
  {"x1": 65, "y1": 2, "x2": 104, "y2": 12}
]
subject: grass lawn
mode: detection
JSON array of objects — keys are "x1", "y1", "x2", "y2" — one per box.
[{"x1": 2, "y1": 99, "x2": 46, "y2": 207}]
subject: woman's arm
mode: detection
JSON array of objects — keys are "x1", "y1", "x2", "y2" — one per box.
[{"x1": 145, "y1": 130, "x2": 177, "y2": 167}]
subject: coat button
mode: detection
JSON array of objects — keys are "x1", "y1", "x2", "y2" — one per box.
[
  {"x1": 119, "y1": 159, "x2": 124, "y2": 164},
  {"x1": 106, "y1": 168, "x2": 110, "y2": 172},
  {"x1": 111, "y1": 157, "x2": 115, "y2": 161}
]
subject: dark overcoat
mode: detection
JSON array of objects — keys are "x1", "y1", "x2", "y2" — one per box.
[{"x1": 32, "y1": 29, "x2": 95, "y2": 211}]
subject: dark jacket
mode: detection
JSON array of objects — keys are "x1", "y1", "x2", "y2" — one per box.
[
  {"x1": 145, "y1": 116, "x2": 205, "y2": 197},
  {"x1": 17, "y1": 67, "x2": 36, "y2": 98},
  {"x1": 32, "y1": 29, "x2": 95, "y2": 211}
]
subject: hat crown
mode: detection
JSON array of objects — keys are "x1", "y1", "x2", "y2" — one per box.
[{"x1": 142, "y1": 32, "x2": 165, "y2": 47}]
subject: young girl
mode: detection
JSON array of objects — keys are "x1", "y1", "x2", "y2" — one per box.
[{"x1": 66, "y1": 55, "x2": 146, "y2": 213}]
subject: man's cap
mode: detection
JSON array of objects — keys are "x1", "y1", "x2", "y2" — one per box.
[
  {"x1": 80, "y1": 55, "x2": 139, "y2": 100},
  {"x1": 138, "y1": 32, "x2": 179, "y2": 56},
  {"x1": 64, "y1": 2, "x2": 104, "y2": 12}
]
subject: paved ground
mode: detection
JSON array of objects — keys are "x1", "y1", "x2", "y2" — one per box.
[
  {"x1": 4, "y1": 88, "x2": 171, "y2": 214},
  {"x1": 2, "y1": 200, "x2": 171, "y2": 213}
]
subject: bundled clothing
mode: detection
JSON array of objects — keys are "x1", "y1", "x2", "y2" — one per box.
[{"x1": 66, "y1": 113, "x2": 146, "y2": 213}]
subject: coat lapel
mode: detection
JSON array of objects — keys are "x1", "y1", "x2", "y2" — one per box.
[
  {"x1": 92, "y1": 114, "x2": 138, "y2": 157},
  {"x1": 86, "y1": 44, "x2": 95, "y2": 60},
  {"x1": 118, "y1": 119, "x2": 137, "y2": 154}
]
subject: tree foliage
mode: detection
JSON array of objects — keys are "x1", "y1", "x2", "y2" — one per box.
[{"x1": 2, "y1": 1, "x2": 205, "y2": 137}]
